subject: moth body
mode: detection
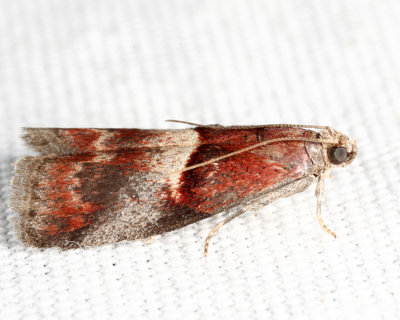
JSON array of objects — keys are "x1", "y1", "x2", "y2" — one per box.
[{"x1": 10, "y1": 124, "x2": 357, "y2": 250}]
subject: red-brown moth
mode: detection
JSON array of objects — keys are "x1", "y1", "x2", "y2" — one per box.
[{"x1": 10, "y1": 121, "x2": 357, "y2": 255}]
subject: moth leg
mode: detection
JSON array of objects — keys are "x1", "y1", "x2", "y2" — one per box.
[
  {"x1": 203, "y1": 189, "x2": 288, "y2": 256},
  {"x1": 204, "y1": 207, "x2": 247, "y2": 257},
  {"x1": 316, "y1": 172, "x2": 336, "y2": 238}
]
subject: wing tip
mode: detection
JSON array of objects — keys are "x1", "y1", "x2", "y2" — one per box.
[
  {"x1": 21, "y1": 128, "x2": 75, "y2": 155},
  {"x1": 9, "y1": 156, "x2": 47, "y2": 248}
]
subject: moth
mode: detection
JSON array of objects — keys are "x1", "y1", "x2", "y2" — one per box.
[{"x1": 10, "y1": 121, "x2": 357, "y2": 255}]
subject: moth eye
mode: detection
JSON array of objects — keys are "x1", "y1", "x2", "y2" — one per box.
[{"x1": 328, "y1": 146, "x2": 348, "y2": 165}]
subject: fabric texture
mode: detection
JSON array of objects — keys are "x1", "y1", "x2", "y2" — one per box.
[{"x1": 1, "y1": 1, "x2": 399, "y2": 319}]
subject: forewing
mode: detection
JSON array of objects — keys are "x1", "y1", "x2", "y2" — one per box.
[
  {"x1": 23, "y1": 128, "x2": 199, "y2": 155},
  {"x1": 10, "y1": 145, "x2": 197, "y2": 248}
]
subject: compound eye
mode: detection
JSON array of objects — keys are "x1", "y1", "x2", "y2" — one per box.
[{"x1": 328, "y1": 146, "x2": 348, "y2": 165}]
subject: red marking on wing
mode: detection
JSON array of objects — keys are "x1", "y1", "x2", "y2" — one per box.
[
  {"x1": 37, "y1": 154, "x2": 103, "y2": 235},
  {"x1": 35, "y1": 149, "x2": 156, "y2": 236},
  {"x1": 62, "y1": 129, "x2": 102, "y2": 153},
  {"x1": 58, "y1": 129, "x2": 187, "y2": 153},
  {"x1": 99, "y1": 150, "x2": 154, "y2": 174},
  {"x1": 195, "y1": 128, "x2": 260, "y2": 145},
  {"x1": 174, "y1": 127, "x2": 316, "y2": 213}
]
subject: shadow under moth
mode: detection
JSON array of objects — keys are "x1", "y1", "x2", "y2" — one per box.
[{"x1": 10, "y1": 121, "x2": 357, "y2": 255}]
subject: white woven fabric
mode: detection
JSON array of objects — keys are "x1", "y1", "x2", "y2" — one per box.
[{"x1": 1, "y1": 1, "x2": 400, "y2": 319}]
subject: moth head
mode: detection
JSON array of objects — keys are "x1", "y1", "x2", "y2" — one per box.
[{"x1": 320, "y1": 127, "x2": 358, "y2": 169}]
